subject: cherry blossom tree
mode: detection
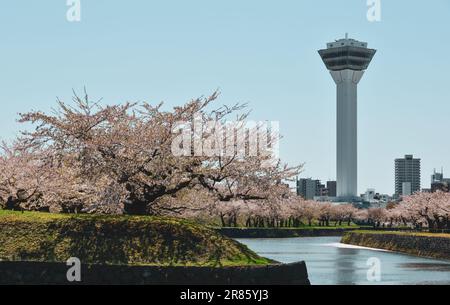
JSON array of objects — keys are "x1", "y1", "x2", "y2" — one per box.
[
  {"x1": 367, "y1": 208, "x2": 386, "y2": 228},
  {"x1": 354, "y1": 208, "x2": 369, "y2": 224},
  {"x1": 1, "y1": 90, "x2": 302, "y2": 215},
  {"x1": 316, "y1": 203, "x2": 334, "y2": 227},
  {"x1": 0, "y1": 141, "x2": 121, "y2": 213},
  {"x1": 332, "y1": 204, "x2": 358, "y2": 226},
  {"x1": 392, "y1": 192, "x2": 450, "y2": 230}
]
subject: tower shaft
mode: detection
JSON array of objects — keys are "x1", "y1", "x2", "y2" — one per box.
[{"x1": 331, "y1": 70, "x2": 364, "y2": 198}]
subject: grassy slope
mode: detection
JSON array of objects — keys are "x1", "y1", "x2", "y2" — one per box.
[{"x1": 0, "y1": 210, "x2": 272, "y2": 267}]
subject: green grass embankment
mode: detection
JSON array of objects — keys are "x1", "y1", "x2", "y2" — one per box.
[{"x1": 0, "y1": 210, "x2": 272, "y2": 267}]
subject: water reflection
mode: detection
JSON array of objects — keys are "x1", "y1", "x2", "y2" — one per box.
[
  {"x1": 334, "y1": 247, "x2": 357, "y2": 284},
  {"x1": 237, "y1": 236, "x2": 450, "y2": 285}
]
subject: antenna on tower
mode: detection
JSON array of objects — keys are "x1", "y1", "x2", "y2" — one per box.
[{"x1": 345, "y1": 33, "x2": 348, "y2": 39}]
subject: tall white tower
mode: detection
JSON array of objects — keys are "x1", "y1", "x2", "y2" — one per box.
[{"x1": 319, "y1": 35, "x2": 376, "y2": 201}]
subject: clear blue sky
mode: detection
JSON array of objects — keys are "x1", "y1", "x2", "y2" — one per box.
[{"x1": 1, "y1": 0, "x2": 449, "y2": 195}]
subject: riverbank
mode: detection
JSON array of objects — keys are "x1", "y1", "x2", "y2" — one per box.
[
  {"x1": 216, "y1": 227, "x2": 361, "y2": 238},
  {"x1": 341, "y1": 231, "x2": 450, "y2": 260}
]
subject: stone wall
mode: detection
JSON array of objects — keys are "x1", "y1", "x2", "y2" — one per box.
[
  {"x1": 0, "y1": 261, "x2": 310, "y2": 285},
  {"x1": 341, "y1": 232, "x2": 450, "y2": 260}
]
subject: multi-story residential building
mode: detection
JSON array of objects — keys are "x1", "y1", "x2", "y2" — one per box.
[{"x1": 395, "y1": 155, "x2": 421, "y2": 197}]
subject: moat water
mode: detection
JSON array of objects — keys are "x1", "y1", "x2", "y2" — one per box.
[{"x1": 237, "y1": 236, "x2": 450, "y2": 285}]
